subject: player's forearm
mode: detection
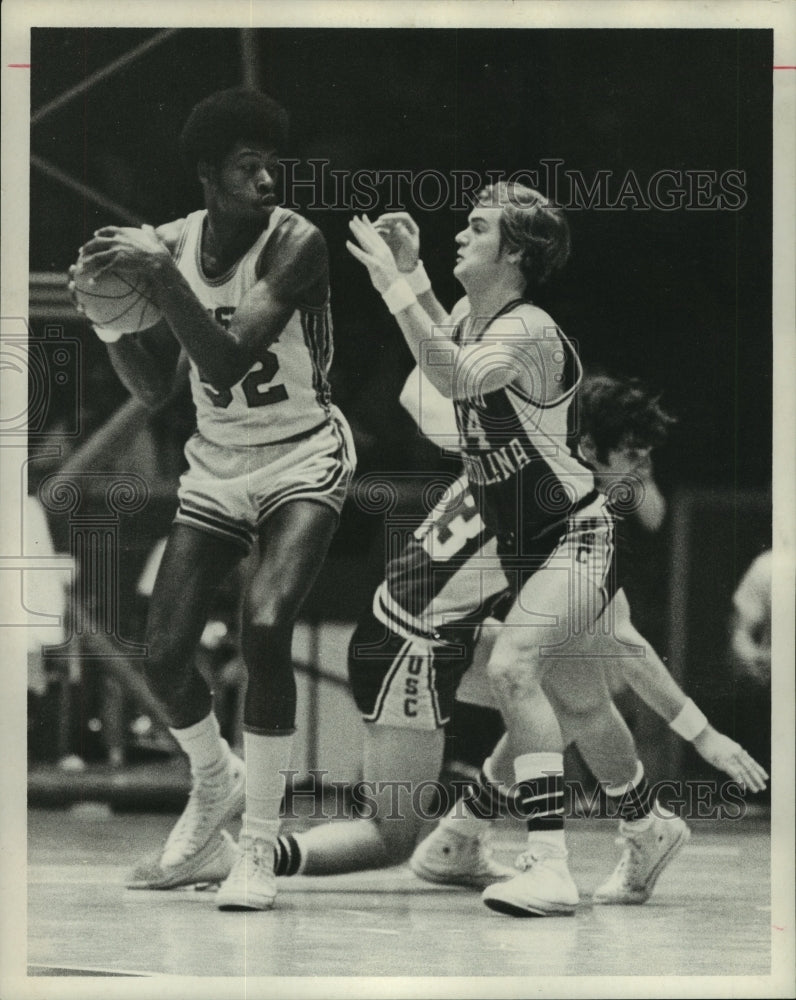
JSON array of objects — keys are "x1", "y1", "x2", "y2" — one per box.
[
  {"x1": 416, "y1": 289, "x2": 450, "y2": 325},
  {"x1": 618, "y1": 653, "x2": 687, "y2": 723},
  {"x1": 608, "y1": 616, "x2": 686, "y2": 722},
  {"x1": 106, "y1": 337, "x2": 178, "y2": 410},
  {"x1": 148, "y1": 257, "x2": 249, "y2": 388},
  {"x1": 392, "y1": 301, "x2": 460, "y2": 397}
]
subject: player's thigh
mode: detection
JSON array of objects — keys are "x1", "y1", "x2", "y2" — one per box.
[
  {"x1": 489, "y1": 563, "x2": 583, "y2": 679},
  {"x1": 146, "y1": 523, "x2": 242, "y2": 651},
  {"x1": 246, "y1": 499, "x2": 339, "y2": 626},
  {"x1": 363, "y1": 724, "x2": 445, "y2": 787}
]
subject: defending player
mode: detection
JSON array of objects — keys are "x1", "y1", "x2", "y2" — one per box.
[
  {"x1": 344, "y1": 184, "x2": 755, "y2": 916},
  {"x1": 74, "y1": 88, "x2": 355, "y2": 911},
  {"x1": 274, "y1": 363, "x2": 765, "y2": 900}
]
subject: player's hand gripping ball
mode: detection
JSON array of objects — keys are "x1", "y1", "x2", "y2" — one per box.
[
  {"x1": 69, "y1": 224, "x2": 166, "y2": 335},
  {"x1": 69, "y1": 258, "x2": 163, "y2": 335}
]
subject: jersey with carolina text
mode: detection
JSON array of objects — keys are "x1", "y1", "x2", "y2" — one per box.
[
  {"x1": 373, "y1": 474, "x2": 508, "y2": 641},
  {"x1": 173, "y1": 207, "x2": 332, "y2": 446},
  {"x1": 452, "y1": 299, "x2": 596, "y2": 543}
]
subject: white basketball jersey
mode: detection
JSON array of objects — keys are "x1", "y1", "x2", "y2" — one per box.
[{"x1": 173, "y1": 208, "x2": 333, "y2": 446}]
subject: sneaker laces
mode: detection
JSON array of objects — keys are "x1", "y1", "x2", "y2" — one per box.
[
  {"x1": 515, "y1": 849, "x2": 550, "y2": 872},
  {"x1": 237, "y1": 833, "x2": 273, "y2": 877},
  {"x1": 515, "y1": 844, "x2": 568, "y2": 872},
  {"x1": 163, "y1": 769, "x2": 232, "y2": 859}
]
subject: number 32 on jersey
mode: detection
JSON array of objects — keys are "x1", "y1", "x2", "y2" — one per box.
[{"x1": 199, "y1": 306, "x2": 289, "y2": 409}]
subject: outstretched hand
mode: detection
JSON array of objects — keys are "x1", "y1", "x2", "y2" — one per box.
[
  {"x1": 346, "y1": 215, "x2": 401, "y2": 294},
  {"x1": 373, "y1": 212, "x2": 420, "y2": 273},
  {"x1": 78, "y1": 224, "x2": 169, "y2": 279},
  {"x1": 692, "y1": 726, "x2": 769, "y2": 793}
]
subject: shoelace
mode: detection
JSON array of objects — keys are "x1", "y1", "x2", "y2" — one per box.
[
  {"x1": 515, "y1": 851, "x2": 543, "y2": 872},
  {"x1": 238, "y1": 836, "x2": 272, "y2": 874},
  {"x1": 164, "y1": 778, "x2": 232, "y2": 855},
  {"x1": 515, "y1": 848, "x2": 570, "y2": 873}
]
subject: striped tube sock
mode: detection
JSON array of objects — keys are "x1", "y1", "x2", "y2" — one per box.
[
  {"x1": 273, "y1": 833, "x2": 303, "y2": 876},
  {"x1": 605, "y1": 761, "x2": 653, "y2": 825},
  {"x1": 514, "y1": 752, "x2": 566, "y2": 852}
]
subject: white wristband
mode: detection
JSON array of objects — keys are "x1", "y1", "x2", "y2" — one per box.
[
  {"x1": 94, "y1": 326, "x2": 125, "y2": 344},
  {"x1": 381, "y1": 277, "x2": 417, "y2": 316},
  {"x1": 405, "y1": 261, "x2": 431, "y2": 295},
  {"x1": 669, "y1": 698, "x2": 708, "y2": 741}
]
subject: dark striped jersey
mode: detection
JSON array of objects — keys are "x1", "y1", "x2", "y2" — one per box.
[
  {"x1": 451, "y1": 299, "x2": 596, "y2": 543},
  {"x1": 373, "y1": 474, "x2": 507, "y2": 641},
  {"x1": 173, "y1": 207, "x2": 333, "y2": 446}
]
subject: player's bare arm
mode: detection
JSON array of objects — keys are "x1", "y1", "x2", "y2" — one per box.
[
  {"x1": 79, "y1": 215, "x2": 327, "y2": 391},
  {"x1": 68, "y1": 220, "x2": 187, "y2": 409}
]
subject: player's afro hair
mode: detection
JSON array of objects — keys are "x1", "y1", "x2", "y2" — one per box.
[
  {"x1": 179, "y1": 88, "x2": 289, "y2": 172},
  {"x1": 477, "y1": 181, "x2": 571, "y2": 292},
  {"x1": 579, "y1": 373, "x2": 677, "y2": 462}
]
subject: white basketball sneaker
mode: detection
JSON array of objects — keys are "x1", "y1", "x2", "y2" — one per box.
[
  {"x1": 482, "y1": 844, "x2": 579, "y2": 916},
  {"x1": 410, "y1": 823, "x2": 516, "y2": 889},
  {"x1": 126, "y1": 752, "x2": 245, "y2": 890},
  {"x1": 593, "y1": 812, "x2": 690, "y2": 905},
  {"x1": 216, "y1": 821, "x2": 278, "y2": 911}
]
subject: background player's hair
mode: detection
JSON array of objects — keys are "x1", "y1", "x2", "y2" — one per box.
[
  {"x1": 477, "y1": 181, "x2": 571, "y2": 292},
  {"x1": 179, "y1": 88, "x2": 289, "y2": 173},
  {"x1": 579, "y1": 372, "x2": 677, "y2": 463}
]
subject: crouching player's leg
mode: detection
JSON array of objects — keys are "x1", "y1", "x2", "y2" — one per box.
[{"x1": 270, "y1": 608, "x2": 512, "y2": 886}]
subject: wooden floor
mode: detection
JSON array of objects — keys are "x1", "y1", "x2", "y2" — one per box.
[{"x1": 24, "y1": 806, "x2": 774, "y2": 992}]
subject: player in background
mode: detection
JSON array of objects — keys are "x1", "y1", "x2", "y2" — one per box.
[
  {"x1": 730, "y1": 549, "x2": 772, "y2": 687},
  {"x1": 74, "y1": 88, "x2": 355, "y2": 911}
]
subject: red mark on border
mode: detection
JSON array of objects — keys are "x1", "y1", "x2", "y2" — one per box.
[
  {"x1": 8, "y1": 64, "x2": 31, "y2": 68},
  {"x1": 773, "y1": 66, "x2": 796, "y2": 70}
]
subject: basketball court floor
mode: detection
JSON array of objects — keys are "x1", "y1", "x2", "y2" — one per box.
[{"x1": 23, "y1": 805, "x2": 775, "y2": 991}]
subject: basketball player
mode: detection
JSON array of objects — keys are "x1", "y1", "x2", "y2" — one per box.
[
  {"x1": 268, "y1": 363, "x2": 766, "y2": 899},
  {"x1": 344, "y1": 184, "x2": 741, "y2": 916},
  {"x1": 74, "y1": 88, "x2": 355, "y2": 911}
]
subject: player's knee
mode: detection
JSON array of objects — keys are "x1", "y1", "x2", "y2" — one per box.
[
  {"x1": 486, "y1": 645, "x2": 539, "y2": 700},
  {"x1": 547, "y1": 682, "x2": 601, "y2": 719},
  {"x1": 243, "y1": 590, "x2": 300, "y2": 632}
]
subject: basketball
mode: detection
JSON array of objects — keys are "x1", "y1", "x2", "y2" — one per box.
[{"x1": 71, "y1": 258, "x2": 162, "y2": 334}]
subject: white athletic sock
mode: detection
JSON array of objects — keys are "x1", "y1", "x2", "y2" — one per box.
[
  {"x1": 169, "y1": 712, "x2": 231, "y2": 788},
  {"x1": 242, "y1": 730, "x2": 295, "y2": 828},
  {"x1": 514, "y1": 751, "x2": 567, "y2": 855}
]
